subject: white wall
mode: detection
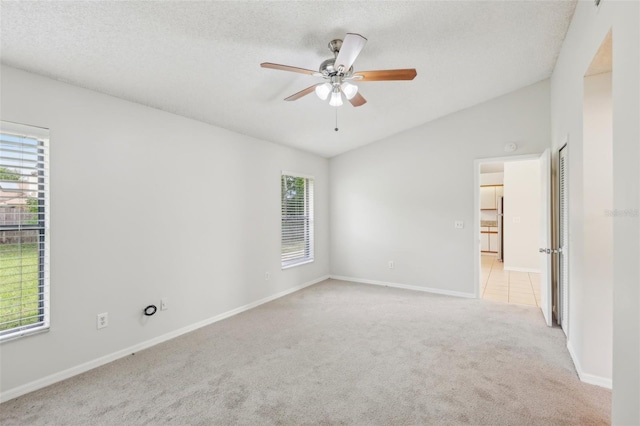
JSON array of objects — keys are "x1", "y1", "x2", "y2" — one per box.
[
  {"x1": 330, "y1": 80, "x2": 551, "y2": 296},
  {"x1": 0, "y1": 66, "x2": 330, "y2": 397},
  {"x1": 503, "y1": 160, "x2": 541, "y2": 272},
  {"x1": 550, "y1": 1, "x2": 639, "y2": 422},
  {"x1": 582, "y1": 71, "x2": 613, "y2": 383}
]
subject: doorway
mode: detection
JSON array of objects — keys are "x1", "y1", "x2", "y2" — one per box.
[
  {"x1": 474, "y1": 150, "x2": 556, "y2": 326},
  {"x1": 567, "y1": 30, "x2": 613, "y2": 374},
  {"x1": 477, "y1": 157, "x2": 543, "y2": 307}
]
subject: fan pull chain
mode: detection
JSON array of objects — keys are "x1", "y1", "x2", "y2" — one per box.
[{"x1": 335, "y1": 108, "x2": 339, "y2": 132}]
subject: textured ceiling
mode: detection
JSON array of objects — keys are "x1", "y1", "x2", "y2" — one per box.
[{"x1": 0, "y1": 1, "x2": 576, "y2": 158}]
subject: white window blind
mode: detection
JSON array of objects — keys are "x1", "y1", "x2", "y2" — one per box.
[
  {"x1": 0, "y1": 122, "x2": 50, "y2": 341},
  {"x1": 281, "y1": 173, "x2": 314, "y2": 268}
]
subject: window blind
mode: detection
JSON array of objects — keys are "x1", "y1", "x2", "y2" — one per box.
[
  {"x1": 0, "y1": 122, "x2": 49, "y2": 341},
  {"x1": 281, "y1": 173, "x2": 314, "y2": 268}
]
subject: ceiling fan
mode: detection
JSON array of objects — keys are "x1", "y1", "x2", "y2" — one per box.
[{"x1": 261, "y1": 33, "x2": 417, "y2": 108}]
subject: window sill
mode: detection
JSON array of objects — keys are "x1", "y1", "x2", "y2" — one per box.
[
  {"x1": 0, "y1": 326, "x2": 50, "y2": 343},
  {"x1": 282, "y1": 258, "x2": 314, "y2": 270}
]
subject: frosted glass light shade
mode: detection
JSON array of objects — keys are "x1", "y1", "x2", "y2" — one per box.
[
  {"x1": 315, "y1": 83, "x2": 332, "y2": 100},
  {"x1": 329, "y1": 90, "x2": 343, "y2": 107},
  {"x1": 341, "y1": 81, "x2": 358, "y2": 100}
]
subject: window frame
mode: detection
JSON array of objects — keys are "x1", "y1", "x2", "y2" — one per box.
[
  {"x1": 0, "y1": 121, "x2": 50, "y2": 342},
  {"x1": 281, "y1": 171, "x2": 314, "y2": 270}
]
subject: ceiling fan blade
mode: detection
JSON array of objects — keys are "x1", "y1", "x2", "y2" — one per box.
[
  {"x1": 335, "y1": 33, "x2": 367, "y2": 73},
  {"x1": 284, "y1": 85, "x2": 318, "y2": 101},
  {"x1": 261, "y1": 62, "x2": 321, "y2": 76},
  {"x1": 348, "y1": 91, "x2": 367, "y2": 107},
  {"x1": 352, "y1": 69, "x2": 417, "y2": 81}
]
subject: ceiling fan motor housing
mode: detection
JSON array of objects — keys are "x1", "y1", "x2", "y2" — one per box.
[
  {"x1": 320, "y1": 39, "x2": 354, "y2": 79},
  {"x1": 319, "y1": 58, "x2": 353, "y2": 78}
]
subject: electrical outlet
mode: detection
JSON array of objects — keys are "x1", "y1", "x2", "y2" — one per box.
[
  {"x1": 265, "y1": 272, "x2": 270, "y2": 281},
  {"x1": 388, "y1": 261, "x2": 395, "y2": 269},
  {"x1": 161, "y1": 298, "x2": 168, "y2": 311},
  {"x1": 513, "y1": 217, "x2": 521, "y2": 223},
  {"x1": 454, "y1": 221, "x2": 464, "y2": 229},
  {"x1": 97, "y1": 312, "x2": 108, "y2": 329}
]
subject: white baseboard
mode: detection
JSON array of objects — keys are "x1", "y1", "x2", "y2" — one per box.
[
  {"x1": 503, "y1": 266, "x2": 541, "y2": 273},
  {"x1": 566, "y1": 339, "x2": 612, "y2": 389},
  {"x1": 330, "y1": 275, "x2": 476, "y2": 299},
  {"x1": 0, "y1": 275, "x2": 329, "y2": 403}
]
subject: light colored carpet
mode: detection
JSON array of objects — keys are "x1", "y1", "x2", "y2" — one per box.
[{"x1": 1, "y1": 279, "x2": 610, "y2": 425}]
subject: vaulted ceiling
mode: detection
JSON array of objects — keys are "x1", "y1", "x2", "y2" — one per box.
[{"x1": 0, "y1": 1, "x2": 576, "y2": 157}]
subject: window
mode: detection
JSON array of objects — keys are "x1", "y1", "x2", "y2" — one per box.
[
  {"x1": 281, "y1": 173, "x2": 314, "y2": 268},
  {"x1": 0, "y1": 122, "x2": 49, "y2": 341}
]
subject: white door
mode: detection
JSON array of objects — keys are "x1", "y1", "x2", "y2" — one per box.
[{"x1": 539, "y1": 149, "x2": 553, "y2": 326}]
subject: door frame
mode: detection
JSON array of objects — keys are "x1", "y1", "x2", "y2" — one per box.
[{"x1": 473, "y1": 153, "x2": 544, "y2": 299}]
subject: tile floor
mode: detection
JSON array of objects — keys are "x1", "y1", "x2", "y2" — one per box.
[{"x1": 481, "y1": 254, "x2": 541, "y2": 306}]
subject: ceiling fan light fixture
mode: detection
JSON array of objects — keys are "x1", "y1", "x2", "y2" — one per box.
[
  {"x1": 341, "y1": 81, "x2": 358, "y2": 100},
  {"x1": 329, "y1": 89, "x2": 343, "y2": 107},
  {"x1": 315, "y1": 82, "x2": 332, "y2": 100}
]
